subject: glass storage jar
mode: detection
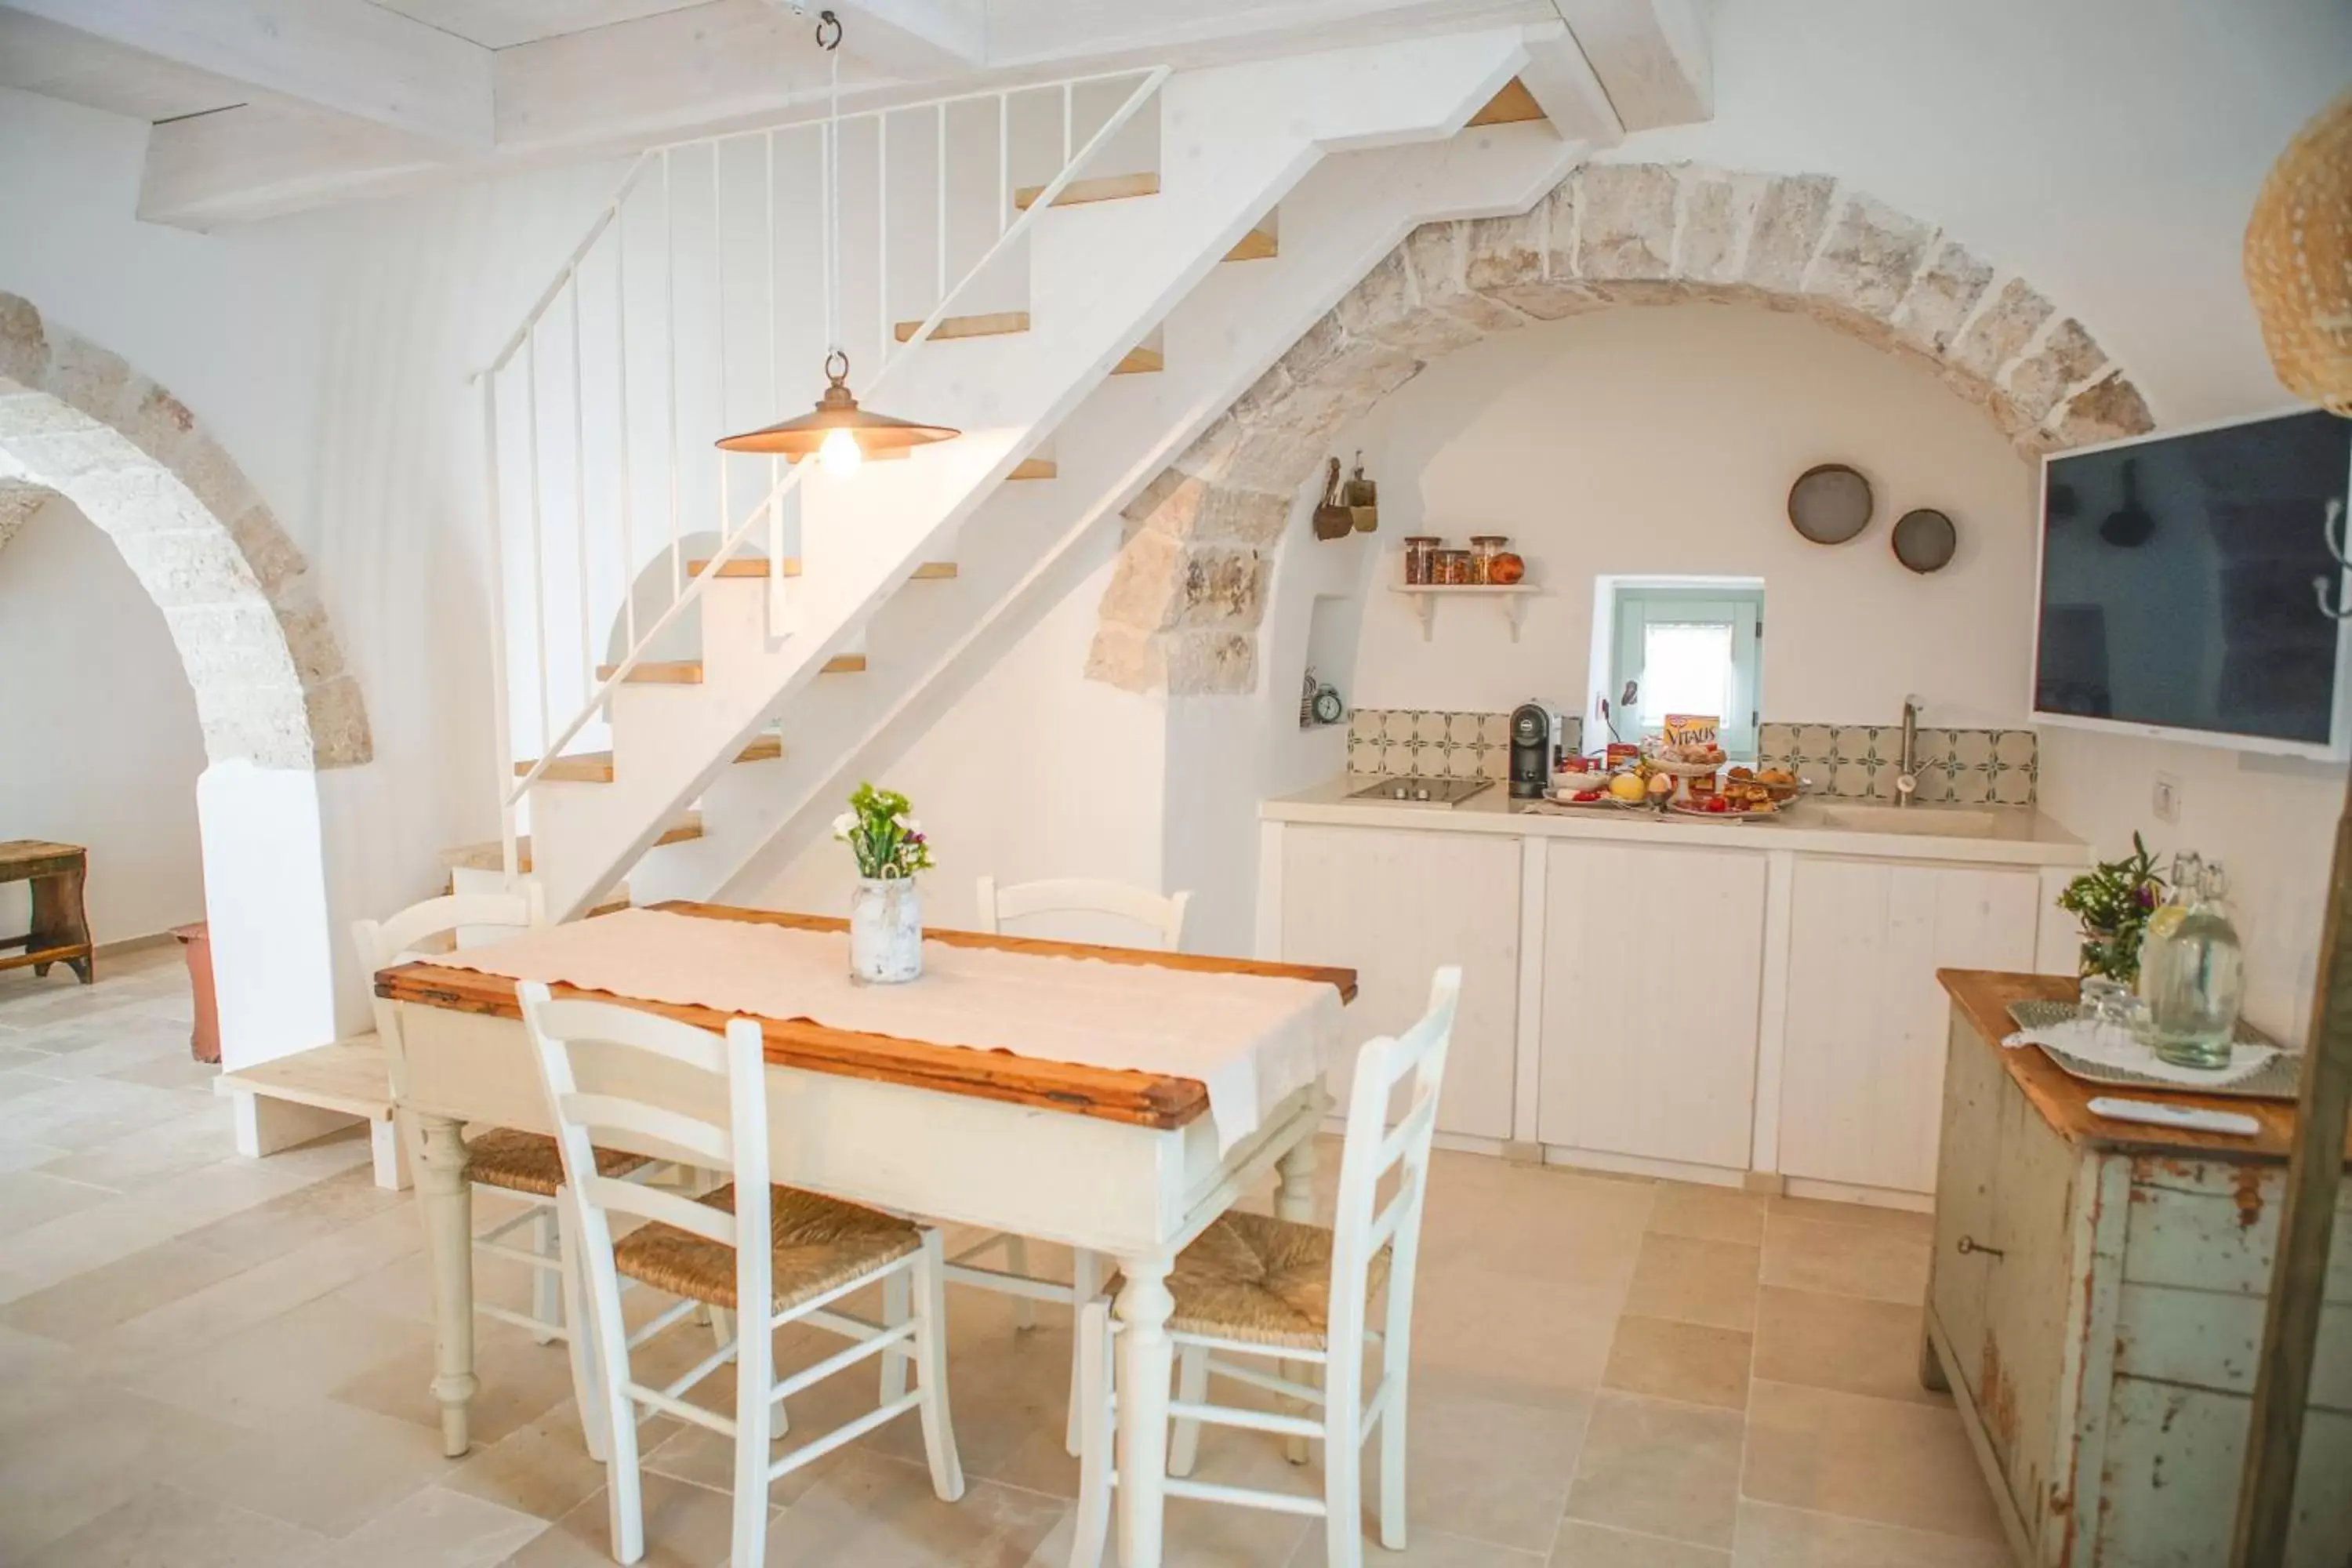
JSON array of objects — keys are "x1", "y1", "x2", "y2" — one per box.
[
  {"x1": 1403, "y1": 536, "x2": 1442, "y2": 585},
  {"x1": 1434, "y1": 549, "x2": 1474, "y2": 586},
  {"x1": 1468, "y1": 535, "x2": 1511, "y2": 585}
]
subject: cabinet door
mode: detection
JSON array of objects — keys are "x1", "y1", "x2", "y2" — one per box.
[
  {"x1": 1780, "y1": 860, "x2": 2039, "y2": 1193},
  {"x1": 1537, "y1": 840, "x2": 1766, "y2": 1168},
  {"x1": 1278, "y1": 826, "x2": 1519, "y2": 1139},
  {"x1": 1928, "y1": 1011, "x2": 2005, "y2": 1404}
]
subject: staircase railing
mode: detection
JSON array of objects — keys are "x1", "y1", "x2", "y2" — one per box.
[{"x1": 471, "y1": 66, "x2": 1171, "y2": 882}]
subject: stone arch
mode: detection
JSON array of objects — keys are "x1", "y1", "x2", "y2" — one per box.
[
  {"x1": 0, "y1": 292, "x2": 369, "y2": 768},
  {"x1": 1088, "y1": 162, "x2": 2158, "y2": 695}
]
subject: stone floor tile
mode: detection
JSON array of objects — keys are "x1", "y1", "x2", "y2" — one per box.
[
  {"x1": 17, "y1": 1481, "x2": 329, "y2": 1568},
  {"x1": 1410, "y1": 1266, "x2": 1624, "y2": 1407},
  {"x1": 1732, "y1": 1499, "x2": 2013, "y2": 1566},
  {"x1": 1758, "y1": 1217, "x2": 1931, "y2": 1306},
  {"x1": 0, "y1": 1235, "x2": 255, "y2": 1341},
  {"x1": 447, "y1": 1403, "x2": 619, "y2": 1525},
  {"x1": 1550, "y1": 1519, "x2": 1729, "y2": 1567},
  {"x1": 1751, "y1": 1287, "x2": 1948, "y2": 1407},
  {"x1": 1559, "y1": 1391, "x2": 1744, "y2": 1549},
  {"x1": 505, "y1": 1468, "x2": 750, "y2": 1567},
  {"x1": 1766, "y1": 1195, "x2": 1933, "y2": 1235},
  {"x1": 0, "y1": 1167, "x2": 116, "y2": 1238},
  {"x1": 1599, "y1": 1316, "x2": 1751, "y2": 1410},
  {"x1": 1741, "y1": 1381, "x2": 2003, "y2": 1541},
  {"x1": 1294, "y1": 1520, "x2": 1548, "y2": 1565},
  {"x1": 324, "y1": 1483, "x2": 552, "y2": 1567},
  {"x1": 760, "y1": 1450, "x2": 1065, "y2": 1567},
  {"x1": 1390, "y1": 1381, "x2": 1591, "y2": 1552},
  {"x1": 1622, "y1": 1233, "x2": 1761, "y2": 1330},
  {"x1": 1646, "y1": 1182, "x2": 1768, "y2": 1247}
]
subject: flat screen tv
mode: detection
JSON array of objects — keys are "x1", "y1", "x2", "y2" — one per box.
[{"x1": 2031, "y1": 407, "x2": 2352, "y2": 759}]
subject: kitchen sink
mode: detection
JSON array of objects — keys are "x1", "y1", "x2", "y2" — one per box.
[{"x1": 1807, "y1": 804, "x2": 2002, "y2": 838}]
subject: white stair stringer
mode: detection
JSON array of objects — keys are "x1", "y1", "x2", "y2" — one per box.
[
  {"x1": 523, "y1": 27, "x2": 1540, "y2": 920},
  {"x1": 702, "y1": 118, "x2": 1592, "y2": 906}
]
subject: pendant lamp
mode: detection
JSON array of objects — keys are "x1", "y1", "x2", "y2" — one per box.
[{"x1": 717, "y1": 9, "x2": 958, "y2": 470}]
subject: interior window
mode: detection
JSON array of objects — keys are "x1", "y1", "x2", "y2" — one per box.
[{"x1": 1608, "y1": 586, "x2": 1764, "y2": 756}]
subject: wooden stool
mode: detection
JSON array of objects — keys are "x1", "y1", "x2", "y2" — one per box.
[{"x1": 0, "y1": 841, "x2": 93, "y2": 985}]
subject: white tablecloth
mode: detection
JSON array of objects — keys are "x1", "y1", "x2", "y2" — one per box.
[{"x1": 437, "y1": 908, "x2": 1342, "y2": 1151}]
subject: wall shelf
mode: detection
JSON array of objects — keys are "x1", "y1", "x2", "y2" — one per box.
[{"x1": 1389, "y1": 583, "x2": 1542, "y2": 642}]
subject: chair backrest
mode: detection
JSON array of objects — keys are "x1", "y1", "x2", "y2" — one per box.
[
  {"x1": 1325, "y1": 966, "x2": 1461, "y2": 1356},
  {"x1": 518, "y1": 982, "x2": 773, "y2": 1315},
  {"x1": 974, "y1": 875, "x2": 1192, "y2": 952},
  {"x1": 358, "y1": 884, "x2": 545, "y2": 1099}
]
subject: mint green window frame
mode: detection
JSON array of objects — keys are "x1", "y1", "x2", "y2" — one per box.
[{"x1": 1609, "y1": 586, "x2": 1765, "y2": 757}]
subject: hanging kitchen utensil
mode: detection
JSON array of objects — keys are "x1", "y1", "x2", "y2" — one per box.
[
  {"x1": 2100, "y1": 459, "x2": 2156, "y2": 547},
  {"x1": 1892, "y1": 508, "x2": 1958, "y2": 574},
  {"x1": 1788, "y1": 463, "x2": 1875, "y2": 545},
  {"x1": 1342, "y1": 450, "x2": 1379, "y2": 532},
  {"x1": 1312, "y1": 456, "x2": 1353, "y2": 541}
]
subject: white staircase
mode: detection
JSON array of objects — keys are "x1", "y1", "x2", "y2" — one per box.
[{"x1": 469, "y1": 27, "x2": 1575, "y2": 920}]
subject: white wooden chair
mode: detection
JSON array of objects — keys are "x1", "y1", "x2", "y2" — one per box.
[
  {"x1": 519, "y1": 982, "x2": 964, "y2": 1567},
  {"x1": 1065, "y1": 967, "x2": 1461, "y2": 1568},
  {"x1": 359, "y1": 890, "x2": 665, "y2": 1413},
  {"x1": 957, "y1": 874, "x2": 1193, "y2": 1454}
]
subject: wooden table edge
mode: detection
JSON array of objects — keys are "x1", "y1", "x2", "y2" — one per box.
[
  {"x1": 377, "y1": 904, "x2": 1358, "y2": 1131},
  {"x1": 1938, "y1": 967, "x2": 2350, "y2": 1167}
]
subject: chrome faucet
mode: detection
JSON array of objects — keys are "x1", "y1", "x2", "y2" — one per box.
[{"x1": 1896, "y1": 695, "x2": 1922, "y2": 809}]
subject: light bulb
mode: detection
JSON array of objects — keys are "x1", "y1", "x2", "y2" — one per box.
[{"x1": 819, "y1": 426, "x2": 863, "y2": 477}]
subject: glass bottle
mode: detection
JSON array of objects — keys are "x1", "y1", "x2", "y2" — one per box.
[
  {"x1": 2136, "y1": 851, "x2": 2201, "y2": 1009},
  {"x1": 2145, "y1": 860, "x2": 2245, "y2": 1070}
]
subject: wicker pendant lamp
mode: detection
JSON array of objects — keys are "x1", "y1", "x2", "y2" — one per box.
[
  {"x1": 2245, "y1": 88, "x2": 2352, "y2": 414},
  {"x1": 717, "y1": 9, "x2": 958, "y2": 472}
]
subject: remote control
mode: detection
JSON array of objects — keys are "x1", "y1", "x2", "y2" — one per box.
[{"x1": 2086, "y1": 1096, "x2": 2259, "y2": 1137}]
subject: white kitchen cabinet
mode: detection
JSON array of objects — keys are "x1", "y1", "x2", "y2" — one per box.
[
  {"x1": 1537, "y1": 840, "x2": 1767, "y2": 1169},
  {"x1": 1779, "y1": 858, "x2": 2040, "y2": 1194},
  {"x1": 1277, "y1": 824, "x2": 1519, "y2": 1139}
]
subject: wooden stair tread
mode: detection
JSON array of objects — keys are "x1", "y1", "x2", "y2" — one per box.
[
  {"x1": 774, "y1": 557, "x2": 956, "y2": 580},
  {"x1": 1466, "y1": 77, "x2": 1544, "y2": 128},
  {"x1": 516, "y1": 736, "x2": 782, "y2": 782},
  {"x1": 893, "y1": 310, "x2": 1029, "y2": 343},
  {"x1": 439, "y1": 815, "x2": 705, "y2": 874},
  {"x1": 1112, "y1": 347, "x2": 1163, "y2": 376},
  {"x1": 598, "y1": 661, "x2": 702, "y2": 684},
  {"x1": 824, "y1": 654, "x2": 867, "y2": 673},
  {"x1": 1225, "y1": 229, "x2": 1278, "y2": 263},
  {"x1": 1008, "y1": 457, "x2": 1056, "y2": 481},
  {"x1": 1014, "y1": 172, "x2": 1159, "y2": 209},
  {"x1": 217, "y1": 1039, "x2": 393, "y2": 1120}
]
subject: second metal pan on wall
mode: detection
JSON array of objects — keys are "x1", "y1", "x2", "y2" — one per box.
[
  {"x1": 1892, "y1": 507, "x2": 1958, "y2": 573},
  {"x1": 1788, "y1": 463, "x2": 1875, "y2": 545}
]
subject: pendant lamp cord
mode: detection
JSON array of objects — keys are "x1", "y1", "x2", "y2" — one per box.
[{"x1": 818, "y1": 9, "x2": 843, "y2": 372}]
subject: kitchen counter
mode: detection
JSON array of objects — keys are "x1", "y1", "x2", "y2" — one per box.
[{"x1": 1262, "y1": 775, "x2": 2089, "y2": 869}]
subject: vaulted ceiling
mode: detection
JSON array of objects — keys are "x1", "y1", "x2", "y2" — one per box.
[{"x1": 0, "y1": 0, "x2": 1710, "y2": 228}]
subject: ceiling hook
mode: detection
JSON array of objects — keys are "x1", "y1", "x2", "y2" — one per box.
[{"x1": 815, "y1": 9, "x2": 842, "y2": 50}]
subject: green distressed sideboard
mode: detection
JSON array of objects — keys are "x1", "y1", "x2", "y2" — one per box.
[{"x1": 1929, "y1": 971, "x2": 2351, "y2": 1567}]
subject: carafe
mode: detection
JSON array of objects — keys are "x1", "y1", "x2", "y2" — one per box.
[{"x1": 2144, "y1": 862, "x2": 2245, "y2": 1070}]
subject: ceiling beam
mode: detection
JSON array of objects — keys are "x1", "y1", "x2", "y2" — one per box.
[
  {"x1": 0, "y1": 0, "x2": 494, "y2": 150},
  {"x1": 1551, "y1": 0, "x2": 1711, "y2": 130}
]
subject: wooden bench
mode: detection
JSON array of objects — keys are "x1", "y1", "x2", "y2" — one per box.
[
  {"x1": 0, "y1": 840, "x2": 93, "y2": 985},
  {"x1": 216, "y1": 1037, "x2": 407, "y2": 1189}
]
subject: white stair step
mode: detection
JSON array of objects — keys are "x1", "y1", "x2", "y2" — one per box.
[
  {"x1": 515, "y1": 735, "x2": 782, "y2": 784},
  {"x1": 440, "y1": 813, "x2": 705, "y2": 874},
  {"x1": 893, "y1": 310, "x2": 1029, "y2": 343}
]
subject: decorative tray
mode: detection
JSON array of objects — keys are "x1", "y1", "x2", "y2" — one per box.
[
  {"x1": 1537, "y1": 791, "x2": 1645, "y2": 811},
  {"x1": 2004, "y1": 1000, "x2": 2300, "y2": 1102},
  {"x1": 1666, "y1": 800, "x2": 1783, "y2": 823}
]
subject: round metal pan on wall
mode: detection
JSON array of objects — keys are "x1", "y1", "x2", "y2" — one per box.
[
  {"x1": 1787, "y1": 463, "x2": 1875, "y2": 545},
  {"x1": 1892, "y1": 507, "x2": 1958, "y2": 573}
]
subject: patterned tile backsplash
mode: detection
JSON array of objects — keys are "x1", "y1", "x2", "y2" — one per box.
[
  {"x1": 1345, "y1": 710, "x2": 2038, "y2": 804},
  {"x1": 1758, "y1": 723, "x2": 2038, "y2": 806},
  {"x1": 1346, "y1": 709, "x2": 1582, "y2": 780}
]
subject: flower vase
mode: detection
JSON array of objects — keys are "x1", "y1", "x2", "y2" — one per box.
[{"x1": 848, "y1": 877, "x2": 923, "y2": 984}]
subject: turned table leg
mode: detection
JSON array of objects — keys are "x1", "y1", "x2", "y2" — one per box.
[
  {"x1": 1276, "y1": 1133, "x2": 1319, "y2": 1464},
  {"x1": 412, "y1": 1113, "x2": 478, "y2": 1457},
  {"x1": 1115, "y1": 1254, "x2": 1177, "y2": 1568}
]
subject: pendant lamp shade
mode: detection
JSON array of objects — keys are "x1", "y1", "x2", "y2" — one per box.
[
  {"x1": 2245, "y1": 88, "x2": 2352, "y2": 415},
  {"x1": 716, "y1": 352, "x2": 959, "y2": 457}
]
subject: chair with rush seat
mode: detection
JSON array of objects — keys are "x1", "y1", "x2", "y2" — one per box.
[
  {"x1": 519, "y1": 982, "x2": 963, "y2": 1566},
  {"x1": 953, "y1": 875, "x2": 1194, "y2": 1454},
  {"x1": 1065, "y1": 966, "x2": 1460, "y2": 1568}
]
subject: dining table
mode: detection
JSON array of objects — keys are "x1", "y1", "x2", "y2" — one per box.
[{"x1": 375, "y1": 900, "x2": 1356, "y2": 1568}]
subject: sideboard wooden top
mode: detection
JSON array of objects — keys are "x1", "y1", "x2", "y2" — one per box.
[
  {"x1": 379, "y1": 901, "x2": 1358, "y2": 1131},
  {"x1": 1939, "y1": 968, "x2": 2349, "y2": 1167}
]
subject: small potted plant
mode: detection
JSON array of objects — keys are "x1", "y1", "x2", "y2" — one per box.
[
  {"x1": 2057, "y1": 832, "x2": 2165, "y2": 987},
  {"x1": 833, "y1": 782, "x2": 933, "y2": 984}
]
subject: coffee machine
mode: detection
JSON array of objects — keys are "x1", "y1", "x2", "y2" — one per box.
[{"x1": 1509, "y1": 700, "x2": 1571, "y2": 799}]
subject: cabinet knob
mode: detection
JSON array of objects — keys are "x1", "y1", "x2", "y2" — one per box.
[{"x1": 1957, "y1": 1235, "x2": 2005, "y2": 1260}]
